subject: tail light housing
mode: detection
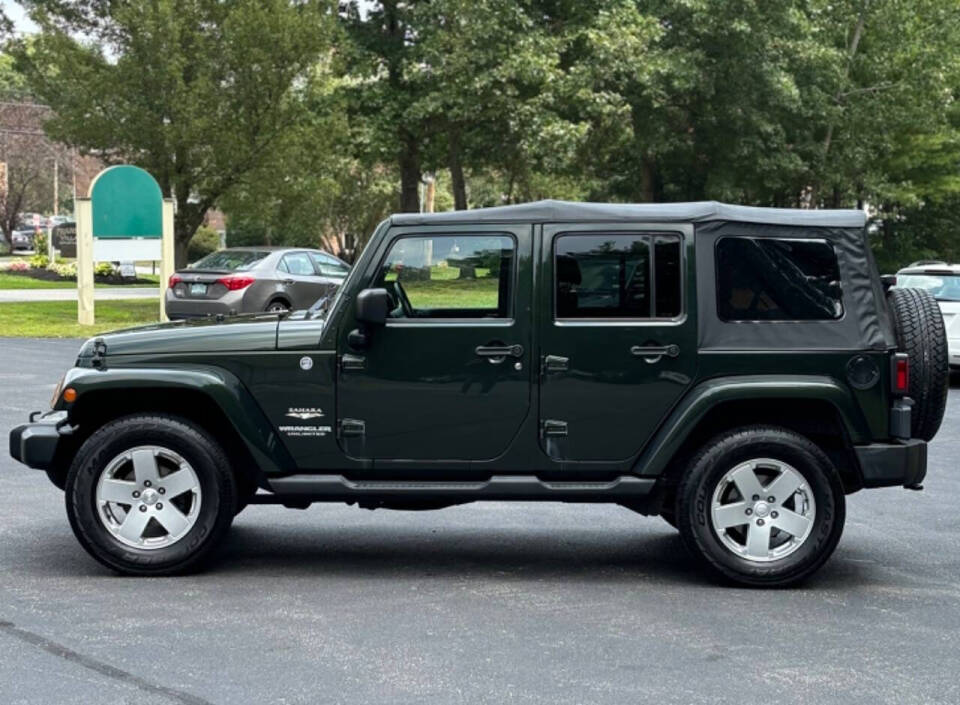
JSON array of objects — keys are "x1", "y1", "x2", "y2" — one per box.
[
  {"x1": 891, "y1": 353, "x2": 909, "y2": 395},
  {"x1": 168, "y1": 274, "x2": 182, "y2": 287},
  {"x1": 216, "y1": 275, "x2": 256, "y2": 291}
]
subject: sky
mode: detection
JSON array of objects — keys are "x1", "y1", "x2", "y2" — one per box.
[{"x1": 2, "y1": 1, "x2": 37, "y2": 35}]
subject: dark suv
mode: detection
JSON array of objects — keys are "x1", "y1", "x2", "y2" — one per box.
[{"x1": 9, "y1": 201, "x2": 948, "y2": 586}]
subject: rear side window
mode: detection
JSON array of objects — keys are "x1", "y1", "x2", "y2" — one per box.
[
  {"x1": 281, "y1": 252, "x2": 316, "y2": 276},
  {"x1": 555, "y1": 233, "x2": 682, "y2": 319},
  {"x1": 716, "y1": 237, "x2": 843, "y2": 321},
  {"x1": 309, "y1": 252, "x2": 350, "y2": 278}
]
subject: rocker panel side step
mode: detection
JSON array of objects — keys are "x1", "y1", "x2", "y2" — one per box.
[{"x1": 264, "y1": 474, "x2": 655, "y2": 502}]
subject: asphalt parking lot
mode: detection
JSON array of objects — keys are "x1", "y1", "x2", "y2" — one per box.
[{"x1": 1, "y1": 338, "x2": 958, "y2": 705}]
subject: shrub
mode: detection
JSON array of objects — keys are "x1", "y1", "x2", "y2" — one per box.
[
  {"x1": 33, "y1": 230, "x2": 48, "y2": 254},
  {"x1": 95, "y1": 262, "x2": 116, "y2": 277},
  {"x1": 29, "y1": 253, "x2": 49, "y2": 268},
  {"x1": 8, "y1": 259, "x2": 29, "y2": 272},
  {"x1": 188, "y1": 226, "x2": 221, "y2": 263},
  {"x1": 48, "y1": 261, "x2": 77, "y2": 278}
]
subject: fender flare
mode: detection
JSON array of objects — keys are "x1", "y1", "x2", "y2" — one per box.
[
  {"x1": 634, "y1": 375, "x2": 870, "y2": 478},
  {"x1": 61, "y1": 365, "x2": 294, "y2": 474}
]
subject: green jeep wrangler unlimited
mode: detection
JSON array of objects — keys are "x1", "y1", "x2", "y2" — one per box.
[{"x1": 10, "y1": 201, "x2": 949, "y2": 586}]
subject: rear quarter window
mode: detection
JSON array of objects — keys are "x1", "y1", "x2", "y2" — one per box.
[{"x1": 716, "y1": 237, "x2": 843, "y2": 321}]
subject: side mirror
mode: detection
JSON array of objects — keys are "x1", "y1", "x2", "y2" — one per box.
[{"x1": 355, "y1": 287, "x2": 389, "y2": 326}]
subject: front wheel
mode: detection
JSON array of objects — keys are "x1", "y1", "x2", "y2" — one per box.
[
  {"x1": 675, "y1": 426, "x2": 845, "y2": 587},
  {"x1": 65, "y1": 414, "x2": 237, "y2": 576}
]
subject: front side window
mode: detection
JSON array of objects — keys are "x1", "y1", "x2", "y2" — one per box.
[
  {"x1": 716, "y1": 237, "x2": 843, "y2": 321},
  {"x1": 375, "y1": 235, "x2": 514, "y2": 318},
  {"x1": 555, "y1": 233, "x2": 682, "y2": 319}
]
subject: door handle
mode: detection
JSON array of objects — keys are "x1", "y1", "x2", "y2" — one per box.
[
  {"x1": 475, "y1": 344, "x2": 523, "y2": 364},
  {"x1": 630, "y1": 344, "x2": 680, "y2": 362}
]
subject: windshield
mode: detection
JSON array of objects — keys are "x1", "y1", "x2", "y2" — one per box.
[
  {"x1": 190, "y1": 250, "x2": 269, "y2": 271},
  {"x1": 896, "y1": 273, "x2": 960, "y2": 301}
]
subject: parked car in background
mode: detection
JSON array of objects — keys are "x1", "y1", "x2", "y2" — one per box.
[
  {"x1": 10, "y1": 226, "x2": 37, "y2": 252},
  {"x1": 894, "y1": 261, "x2": 960, "y2": 369},
  {"x1": 165, "y1": 247, "x2": 350, "y2": 319}
]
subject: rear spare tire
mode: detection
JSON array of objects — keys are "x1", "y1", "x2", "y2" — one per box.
[{"x1": 887, "y1": 287, "x2": 948, "y2": 440}]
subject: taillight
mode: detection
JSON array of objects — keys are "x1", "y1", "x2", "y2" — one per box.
[
  {"x1": 168, "y1": 274, "x2": 182, "y2": 287},
  {"x1": 892, "y1": 353, "x2": 909, "y2": 394},
  {"x1": 216, "y1": 275, "x2": 255, "y2": 291}
]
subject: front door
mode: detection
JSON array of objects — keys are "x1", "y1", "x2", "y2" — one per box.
[
  {"x1": 337, "y1": 225, "x2": 532, "y2": 463},
  {"x1": 538, "y1": 223, "x2": 697, "y2": 462}
]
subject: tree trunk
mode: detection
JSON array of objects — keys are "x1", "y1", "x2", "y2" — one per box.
[
  {"x1": 173, "y1": 197, "x2": 206, "y2": 268},
  {"x1": 640, "y1": 155, "x2": 657, "y2": 202},
  {"x1": 399, "y1": 133, "x2": 421, "y2": 212},
  {"x1": 448, "y1": 129, "x2": 467, "y2": 210}
]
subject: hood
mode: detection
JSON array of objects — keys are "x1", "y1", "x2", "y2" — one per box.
[{"x1": 78, "y1": 313, "x2": 283, "y2": 358}]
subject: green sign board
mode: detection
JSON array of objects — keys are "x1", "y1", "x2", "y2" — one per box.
[{"x1": 90, "y1": 165, "x2": 163, "y2": 239}]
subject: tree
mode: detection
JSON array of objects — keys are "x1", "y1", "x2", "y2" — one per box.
[{"x1": 13, "y1": 0, "x2": 337, "y2": 266}]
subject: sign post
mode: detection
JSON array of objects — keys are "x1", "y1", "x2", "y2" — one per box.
[
  {"x1": 76, "y1": 165, "x2": 168, "y2": 325},
  {"x1": 76, "y1": 199, "x2": 95, "y2": 326}
]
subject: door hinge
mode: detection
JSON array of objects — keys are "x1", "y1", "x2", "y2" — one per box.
[
  {"x1": 340, "y1": 354, "x2": 366, "y2": 372},
  {"x1": 541, "y1": 419, "x2": 569, "y2": 437},
  {"x1": 337, "y1": 418, "x2": 366, "y2": 438},
  {"x1": 542, "y1": 354, "x2": 569, "y2": 372}
]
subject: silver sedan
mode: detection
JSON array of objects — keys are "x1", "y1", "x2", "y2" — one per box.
[{"x1": 165, "y1": 247, "x2": 349, "y2": 319}]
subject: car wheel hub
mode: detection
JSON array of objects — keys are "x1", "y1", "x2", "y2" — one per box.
[
  {"x1": 95, "y1": 445, "x2": 202, "y2": 550},
  {"x1": 710, "y1": 458, "x2": 816, "y2": 563}
]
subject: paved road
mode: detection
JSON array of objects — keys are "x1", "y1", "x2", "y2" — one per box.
[
  {"x1": 0, "y1": 287, "x2": 159, "y2": 303},
  {"x1": 1, "y1": 338, "x2": 958, "y2": 705}
]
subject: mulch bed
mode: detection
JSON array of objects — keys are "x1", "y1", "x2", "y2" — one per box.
[{"x1": 2, "y1": 268, "x2": 156, "y2": 286}]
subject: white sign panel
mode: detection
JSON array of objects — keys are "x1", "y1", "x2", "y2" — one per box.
[{"x1": 93, "y1": 238, "x2": 162, "y2": 262}]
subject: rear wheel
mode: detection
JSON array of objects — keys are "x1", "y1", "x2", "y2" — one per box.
[
  {"x1": 676, "y1": 426, "x2": 844, "y2": 587},
  {"x1": 266, "y1": 299, "x2": 290, "y2": 313},
  {"x1": 65, "y1": 414, "x2": 237, "y2": 576},
  {"x1": 887, "y1": 287, "x2": 949, "y2": 440}
]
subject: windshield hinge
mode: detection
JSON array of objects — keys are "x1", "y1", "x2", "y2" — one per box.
[{"x1": 340, "y1": 354, "x2": 366, "y2": 372}]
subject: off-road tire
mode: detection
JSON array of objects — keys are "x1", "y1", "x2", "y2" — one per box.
[
  {"x1": 676, "y1": 426, "x2": 845, "y2": 588},
  {"x1": 65, "y1": 414, "x2": 237, "y2": 576},
  {"x1": 887, "y1": 287, "x2": 949, "y2": 441}
]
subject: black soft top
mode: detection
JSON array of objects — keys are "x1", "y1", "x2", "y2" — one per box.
[{"x1": 391, "y1": 199, "x2": 867, "y2": 229}]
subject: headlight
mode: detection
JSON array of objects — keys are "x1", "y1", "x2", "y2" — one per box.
[{"x1": 50, "y1": 374, "x2": 65, "y2": 408}]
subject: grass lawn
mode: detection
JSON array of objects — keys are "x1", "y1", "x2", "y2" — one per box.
[
  {"x1": 0, "y1": 299, "x2": 161, "y2": 337},
  {"x1": 0, "y1": 271, "x2": 160, "y2": 289}
]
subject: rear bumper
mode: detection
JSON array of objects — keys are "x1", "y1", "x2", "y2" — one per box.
[
  {"x1": 165, "y1": 289, "x2": 246, "y2": 320},
  {"x1": 855, "y1": 439, "x2": 927, "y2": 489},
  {"x1": 8, "y1": 411, "x2": 70, "y2": 471}
]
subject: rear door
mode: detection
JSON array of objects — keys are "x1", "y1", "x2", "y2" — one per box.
[
  {"x1": 279, "y1": 251, "x2": 328, "y2": 309},
  {"x1": 538, "y1": 223, "x2": 697, "y2": 462}
]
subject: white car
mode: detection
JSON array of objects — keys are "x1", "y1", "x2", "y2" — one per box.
[{"x1": 895, "y1": 262, "x2": 960, "y2": 369}]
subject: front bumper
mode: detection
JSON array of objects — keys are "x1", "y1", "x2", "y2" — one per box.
[
  {"x1": 855, "y1": 439, "x2": 927, "y2": 489},
  {"x1": 9, "y1": 411, "x2": 70, "y2": 470}
]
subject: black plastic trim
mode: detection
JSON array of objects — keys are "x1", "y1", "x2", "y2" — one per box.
[
  {"x1": 855, "y1": 439, "x2": 927, "y2": 488},
  {"x1": 266, "y1": 473, "x2": 654, "y2": 502}
]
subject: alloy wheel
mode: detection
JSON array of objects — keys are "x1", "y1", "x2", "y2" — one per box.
[
  {"x1": 710, "y1": 458, "x2": 816, "y2": 563},
  {"x1": 95, "y1": 446, "x2": 202, "y2": 550}
]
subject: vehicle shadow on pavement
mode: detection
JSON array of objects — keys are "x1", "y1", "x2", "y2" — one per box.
[
  {"x1": 208, "y1": 522, "x2": 875, "y2": 590},
  {"x1": 13, "y1": 513, "x2": 875, "y2": 589}
]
